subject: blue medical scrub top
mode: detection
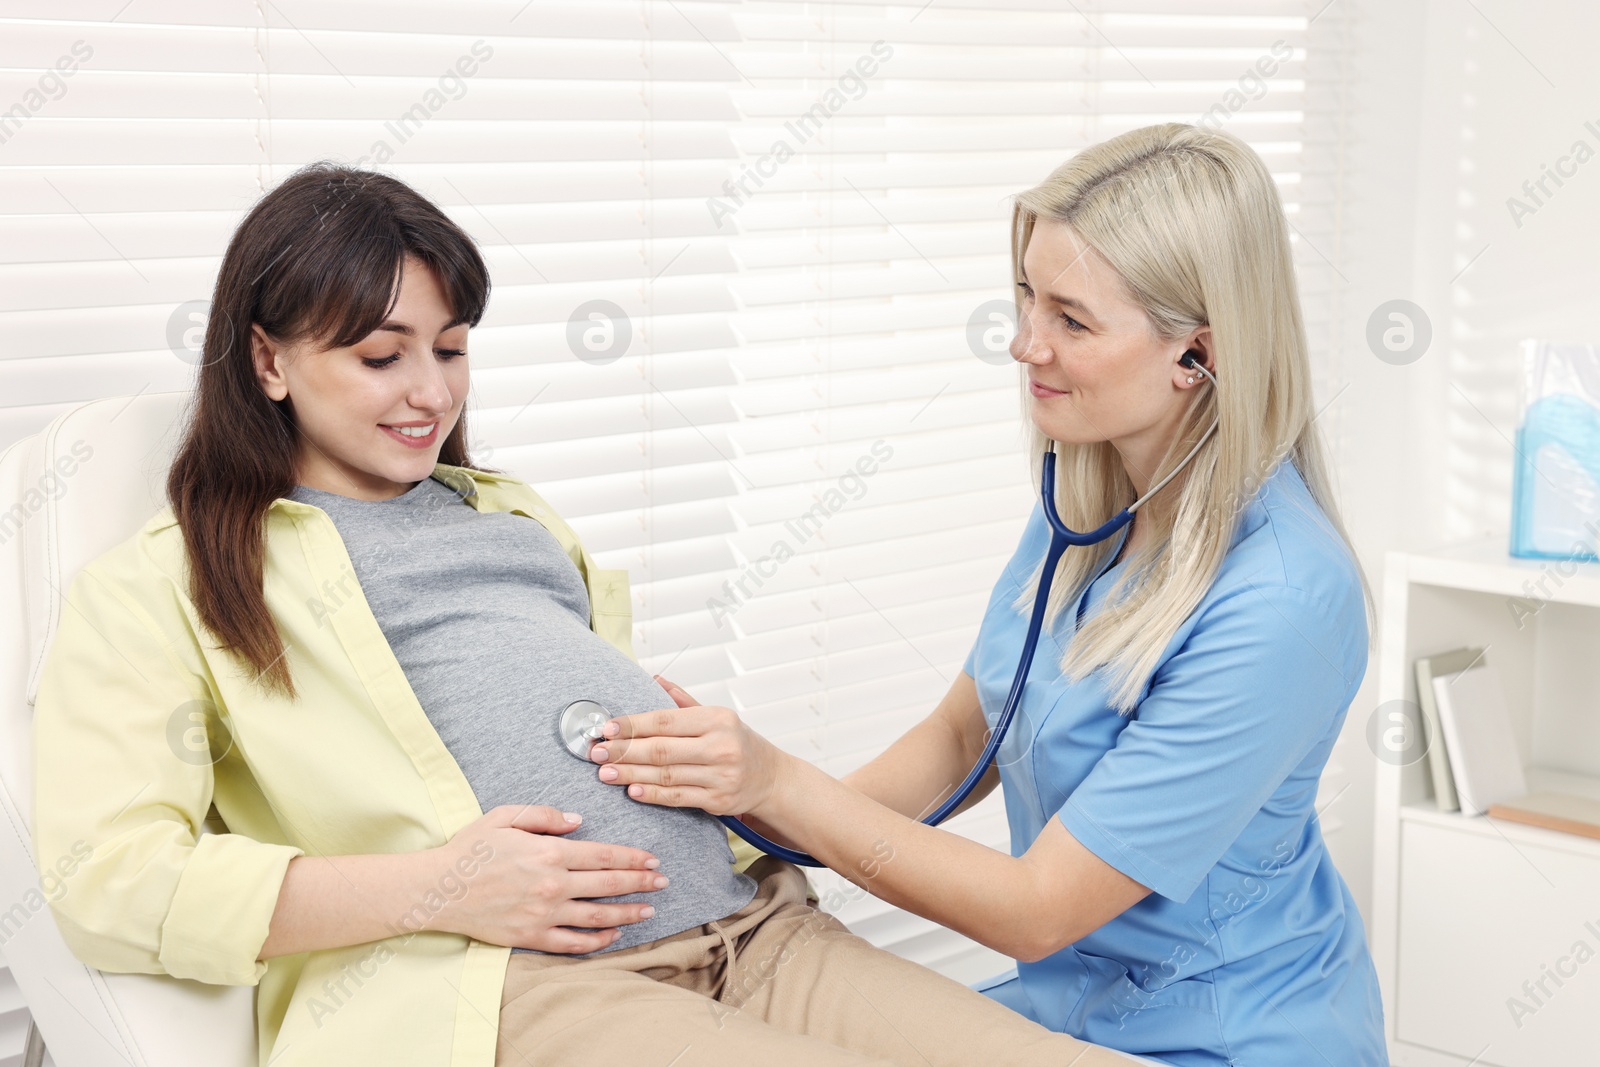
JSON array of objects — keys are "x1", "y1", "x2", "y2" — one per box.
[{"x1": 964, "y1": 458, "x2": 1387, "y2": 1066}]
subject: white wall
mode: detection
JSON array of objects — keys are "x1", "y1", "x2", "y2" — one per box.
[{"x1": 1329, "y1": 0, "x2": 1600, "y2": 924}]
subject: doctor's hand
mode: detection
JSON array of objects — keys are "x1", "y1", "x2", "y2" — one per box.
[{"x1": 587, "y1": 676, "x2": 789, "y2": 817}]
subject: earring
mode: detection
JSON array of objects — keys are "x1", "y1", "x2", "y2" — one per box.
[{"x1": 1186, "y1": 375, "x2": 1196, "y2": 384}]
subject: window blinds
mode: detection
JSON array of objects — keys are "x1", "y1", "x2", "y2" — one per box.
[{"x1": 0, "y1": 0, "x2": 1350, "y2": 1022}]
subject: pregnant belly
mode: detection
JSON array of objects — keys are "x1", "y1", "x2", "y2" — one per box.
[{"x1": 405, "y1": 611, "x2": 743, "y2": 872}]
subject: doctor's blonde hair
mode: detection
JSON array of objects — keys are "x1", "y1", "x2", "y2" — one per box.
[{"x1": 1009, "y1": 122, "x2": 1373, "y2": 714}]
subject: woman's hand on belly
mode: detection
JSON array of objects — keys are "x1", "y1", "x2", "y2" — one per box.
[
  {"x1": 586, "y1": 675, "x2": 793, "y2": 819},
  {"x1": 431, "y1": 804, "x2": 670, "y2": 954}
]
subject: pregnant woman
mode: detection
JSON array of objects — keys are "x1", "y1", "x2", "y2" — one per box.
[{"x1": 29, "y1": 164, "x2": 1138, "y2": 1067}]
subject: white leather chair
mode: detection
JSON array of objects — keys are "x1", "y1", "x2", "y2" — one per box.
[{"x1": 0, "y1": 391, "x2": 257, "y2": 1067}]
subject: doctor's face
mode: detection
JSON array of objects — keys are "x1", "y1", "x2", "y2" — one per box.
[
  {"x1": 1011, "y1": 218, "x2": 1205, "y2": 481},
  {"x1": 251, "y1": 255, "x2": 470, "y2": 501}
]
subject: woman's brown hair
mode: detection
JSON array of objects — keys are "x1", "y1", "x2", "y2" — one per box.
[{"x1": 165, "y1": 162, "x2": 493, "y2": 698}]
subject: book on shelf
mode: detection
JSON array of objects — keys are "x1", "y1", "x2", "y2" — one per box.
[
  {"x1": 1413, "y1": 647, "x2": 1483, "y2": 813},
  {"x1": 1429, "y1": 655, "x2": 1526, "y2": 816},
  {"x1": 1417, "y1": 647, "x2": 1600, "y2": 840},
  {"x1": 1488, "y1": 792, "x2": 1600, "y2": 841}
]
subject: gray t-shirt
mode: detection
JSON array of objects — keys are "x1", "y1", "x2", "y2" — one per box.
[{"x1": 288, "y1": 475, "x2": 757, "y2": 955}]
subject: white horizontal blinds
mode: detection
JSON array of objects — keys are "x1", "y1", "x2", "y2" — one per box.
[
  {"x1": 0, "y1": 0, "x2": 747, "y2": 452},
  {"x1": 1293, "y1": 3, "x2": 1354, "y2": 842},
  {"x1": 712, "y1": 0, "x2": 1340, "y2": 978},
  {"x1": 0, "y1": 0, "x2": 753, "y2": 694}
]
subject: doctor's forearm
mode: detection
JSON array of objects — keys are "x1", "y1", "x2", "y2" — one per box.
[
  {"x1": 840, "y1": 672, "x2": 998, "y2": 822},
  {"x1": 761, "y1": 758, "x2": 1045, "y2": 960},
  {"x1": 841, "y1": 713, "x2": 995, "y2": 821},
  {"x1": 741, "y1": 708, "x2": 987, "y2": 854}
]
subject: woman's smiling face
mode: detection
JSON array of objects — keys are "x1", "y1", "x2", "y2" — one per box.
[
  {"x1": 1011, "y1": 217, "x2": 1209, "y2": 494},
  {"x1": 252, "y1": 254, "x2": 470, "y2": 500}
]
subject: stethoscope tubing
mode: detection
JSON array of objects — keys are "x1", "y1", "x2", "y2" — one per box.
[
  {"x1": 718, "y1": 481, "x2": 1087, "y2": 867},
  {"x1": 719, "y1": 365, "x2": 1220, "y2": 868}
]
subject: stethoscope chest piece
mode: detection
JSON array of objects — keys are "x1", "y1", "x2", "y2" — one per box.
[{"x1": 559, "y1": 699, "x2": 611, "y2": 759}]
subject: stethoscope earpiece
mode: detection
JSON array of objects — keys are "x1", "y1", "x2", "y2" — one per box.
[{"x1": 1179, "y1": 348, "x2": 1213, "y2": 386}]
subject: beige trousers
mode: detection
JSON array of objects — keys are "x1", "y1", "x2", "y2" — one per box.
[{"x1": 495, "y1": 856, "x2": 1140, "y2": 1067}]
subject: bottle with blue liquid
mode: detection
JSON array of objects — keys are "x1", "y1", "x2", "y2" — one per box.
[{"x1": 1511, "y1": 341, "x2": 1600, "y2": 561}]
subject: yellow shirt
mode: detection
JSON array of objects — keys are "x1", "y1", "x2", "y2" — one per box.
[{"x1": 31, "y1": 462, "x2": 767, "y2": 1066}]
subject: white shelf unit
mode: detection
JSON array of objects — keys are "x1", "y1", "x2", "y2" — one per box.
[{"x1": 1373, "y1": 539, "x2": 1600, "y2": 1066}]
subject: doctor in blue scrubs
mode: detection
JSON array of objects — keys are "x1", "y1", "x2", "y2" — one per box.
[{"x1": 591, "y1": 122, "x2": 1389, "y2": 1066}]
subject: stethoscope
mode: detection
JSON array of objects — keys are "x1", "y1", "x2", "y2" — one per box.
[{"x1": 560, "y1": 353, "x2": 1219, "y2": 867}]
